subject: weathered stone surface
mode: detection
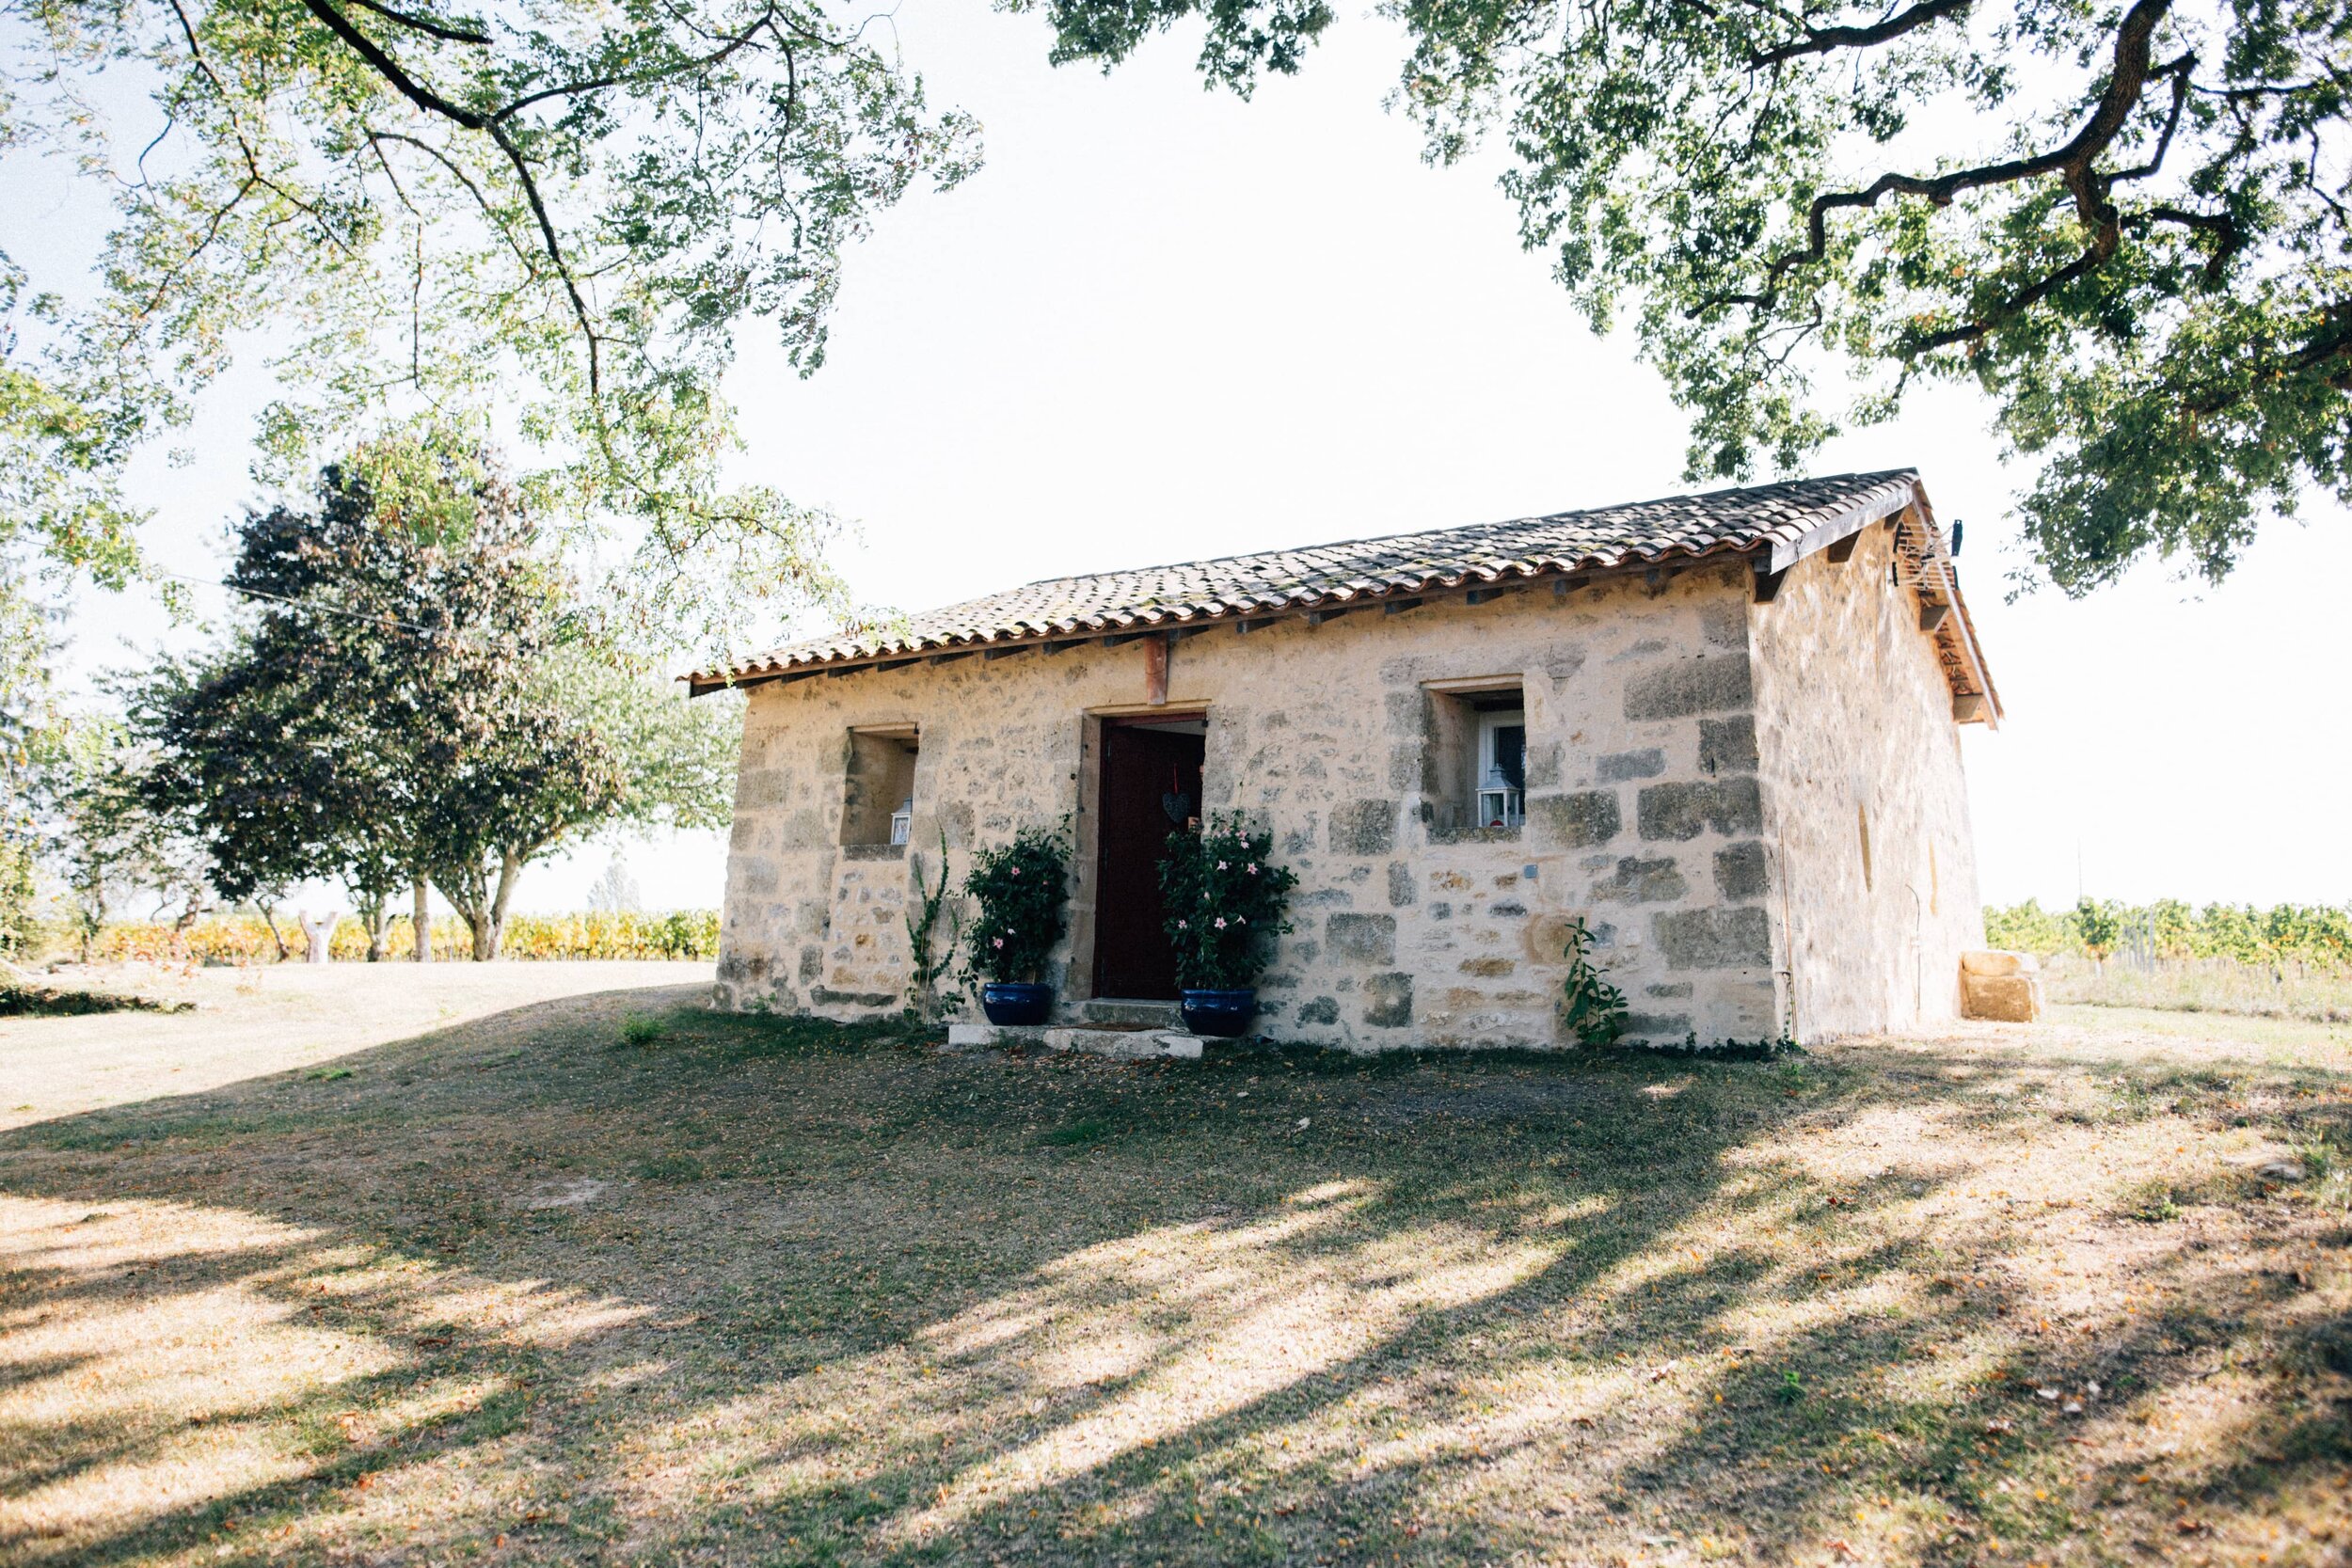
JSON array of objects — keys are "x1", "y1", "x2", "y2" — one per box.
[
  {"x1": 1327, "y1": 912, "x2": 1397, "y2": 965},
  {"x1": 1623, "y1": 657, "x2": 1752, "y2": 721},
  {"x1": 1597, "y1": 748, "x2": 1666, "y2": 783},
  {"x1": 1531, "y1": 790, "x2": 1621, "y2": 848},
  {"x1": 717, "y1": 533, "x2": 1981, "y2": 1051},
  {"x1": 1961, "y1": 973, "x2": 2042, "y2": 1022},
  {"x1": 1364, "y1": 973, "x2": 1414, "y2": 1027},
  {"x1": 1656, "y1": 907, "x2": 1772, "y2": 970},
  {"x1": 1645, "y1": 982, "x2": 1693, "y2": 998},
  {"x1": 1592, "y1": 855, "x2": 1689, "y2": 904},
  {"x1": 1699, "y1": 716, "x2": 1759, "y2": 775},
  {"x1": 1328, "y1": 799, "x2": 1395, "y2": 855},
  {"x1": 1625, "y1": 1012, "x2": 1692, "y2": 1039},
  {"x1": 1639, "y1": 779, "x2": 1764, "y2": 841},
  {"x1": 1713, "y1": 841, "x2": 1769, "y2": 900}
]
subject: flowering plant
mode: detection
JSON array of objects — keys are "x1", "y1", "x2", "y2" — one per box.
[
  {"x1": 959, "y1": 821, "x2": 1071, "y2": 985},
  {"x1": 1157, "y1": 815, "x2": 1298, "y2": 990}
]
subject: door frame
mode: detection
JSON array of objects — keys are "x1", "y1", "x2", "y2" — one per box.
[{"x1": 1067, "y1": 705, "x2": 1209, "y2": 1003}]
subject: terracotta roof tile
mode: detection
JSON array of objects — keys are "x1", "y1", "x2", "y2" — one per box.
[{"x1": 695, "y1": 469, "x2": 1973, "y2": 694}]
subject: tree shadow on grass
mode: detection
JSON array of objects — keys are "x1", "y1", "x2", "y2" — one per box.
[{"x1": 0, "y1": 994, "x2": 2345, "y2": 1565}]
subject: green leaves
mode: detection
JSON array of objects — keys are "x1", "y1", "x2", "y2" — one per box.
[
  {"x1": 6, "y1": 0, "x2": 979, "y2": 652},
  {"x1": 960, "y1": 821, "x2": 1072, "y2": 986},
  {"x1": 1024, "y1": 0, "x2": 2352, "y2": 593},
  {"x1": 1156, "y1": 814, "x2": 1296, "y2": 991}
]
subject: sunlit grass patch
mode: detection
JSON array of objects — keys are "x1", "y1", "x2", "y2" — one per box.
[{"x1": 0, "y1": 981, "x2": 2344, "y2": 1566}]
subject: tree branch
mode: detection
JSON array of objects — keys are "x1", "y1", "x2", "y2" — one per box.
[
  {"x1": 342, "y1": 0, "x2": 490, "y2": 47},
  {"x1": 1703, "y1": 0, "x2": 2179, "y2": 316},
  {"x1": 1749, "y1": 0, "x2": 1971, "y2": 71}
]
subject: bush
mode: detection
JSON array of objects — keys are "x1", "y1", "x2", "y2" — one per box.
[
  {"x1": 1158, "y1": 815, "x2": 1297, "y2": 990},
  {"x1": 961, "y1": 823, "x2": 1071, "y2": 986}
]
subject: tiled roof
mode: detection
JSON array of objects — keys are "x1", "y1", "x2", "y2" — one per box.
[{"x1": 691, "y1": 469, "x2": 1994, "y2": 715}]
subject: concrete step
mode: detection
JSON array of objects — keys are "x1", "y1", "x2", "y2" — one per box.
[
  {"x1": 946, "y1": 1022, "x2": 1204, "y2": 1060},
  {"x1": 1076, "y1": 997, "x2": 1184, "y2": 1029}
]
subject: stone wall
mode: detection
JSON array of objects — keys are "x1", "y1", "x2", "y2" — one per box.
[
  {"x1": 714, "y1": 546, "x2": 1979, "y2": 1048},
  {"x1": 1747, "y1": 517, "x2": 1985, "y2": 1037}
]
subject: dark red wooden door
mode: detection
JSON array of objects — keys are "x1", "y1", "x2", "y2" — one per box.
[{"x1": 1093, "y1": 721, "x2": 1205, "y2": 999}]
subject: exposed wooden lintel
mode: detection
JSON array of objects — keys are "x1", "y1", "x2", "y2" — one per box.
[
  {"x1": 925, "y1": 651, "x2": 973, "y2": 666},
  {"x1": 1825, "y1": 531, "x2": 1861, "y2": 564},
  {"x1": 1100, "y1": 630, "x2": 1156, "y2": 648},
  {"x1": 1919, "y1": 600, "x2": 1950, "y2": 633},
  {"x1": 1305, "y1": 605, "x2": 1359, "y2": 626},
  {"x1": 1751, "y1": 561, "x2": 1789, "y2": 604},
  {"x1": 1383, "y1": 597, "x2": 1423, "y2": 615}
]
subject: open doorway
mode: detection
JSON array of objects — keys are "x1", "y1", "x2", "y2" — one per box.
[{"x1": 1092, "y1": 713, "x2": 1206, "y2": 1000}]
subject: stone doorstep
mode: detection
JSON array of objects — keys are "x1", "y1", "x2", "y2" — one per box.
[{"x1": 944, "y1": 1022, "x2": 1207, "y2": 1061}]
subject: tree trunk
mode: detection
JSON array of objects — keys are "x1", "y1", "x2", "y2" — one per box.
[
  {"x1": 255, "y1": 900, "x2": 292, "y2": 962},
  {"x1": 358, "y1": 895, "x2": 389, "y2": 962},
  {"x1": 295, "y1": 909, "x2": 338, "y2": 964},
  {"x1": 412, "y1": 879, "x2": 433, "y2": 963},
  {"x1": 482, "y1": 847, "x2": 525, "y2": 961},
  {"x1": 436, "y1": 863, "x2": 491, "y2": 962}
]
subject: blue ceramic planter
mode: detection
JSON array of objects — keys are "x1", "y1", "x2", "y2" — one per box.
[
  {"x1": 980, "y1": 982, "x2": 1054, "y2": 1026},
  {"x1": 1179, "y1": 988, "x2": 1257, "y2": 1038}
]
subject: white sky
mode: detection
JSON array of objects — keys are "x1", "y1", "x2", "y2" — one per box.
[{"x1": 23, "y1": 1, "x2": 2352, "y2": 914}]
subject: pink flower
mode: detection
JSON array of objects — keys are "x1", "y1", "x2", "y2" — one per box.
[
  {"x1": 992, "y1": 936, "x2": 1004, "y2": 949},
  {"x1": 1214, "y1": 917, "x2": 1228, "y2": 929},
  {"x1": 1216, "y1": 860, "x2": 1228, "y2": 870},
  {"x1": 1177, "y1": 920, "x2": 1188, "y2": 929},
  {"x1": 1009, "y1": 866, "x2": 1020, "y2": 876},
  {"x1": 1247, "y1": 863, "x2": 1258, "y2": 875}
]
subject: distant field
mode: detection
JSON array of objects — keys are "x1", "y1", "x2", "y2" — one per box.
[
  {"x1": 2042, "y1": 954, "x2": 2352, "y2": 1024},
  {"x1": 1, "y1": 969, "x2": 2346, "y2": 1566}
]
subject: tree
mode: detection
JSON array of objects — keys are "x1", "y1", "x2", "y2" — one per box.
[
  {"x1": 1, "y1": 261, "x2": 153, "y2": 956},
  {"x1": 4, "y1": 0, "x2": 979, "y2": 650},
  {"x1": 1019, "y1": 0, "x2": 2352, "y2": 594},
  {"x1": 151, "y1": 426, "x2": 741, "y2": 959},
  {"x1": 47, "y1": 717, "x2": 216, "y2": 959}
]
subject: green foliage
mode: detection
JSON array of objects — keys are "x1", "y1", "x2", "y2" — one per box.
[
  {"x1": 1559, "y1": 916, "x2": 1629, "y2": 1048},
  {"x1": 620, "y1": 1016, "x2": 668, "y2": 1049},
  {"x1": 1156, "y1": 815, "x2": 1297, "y2": 990},
  {"x1": 1983, "y1": 897, "x2": 2352, "y2": 970},
  {"x1": 960, "y1": 823, "x2": 1071, "y2": 986},
  {"x1": 1018, "y1": 0, "x2": 2352, "y2": 594},
  {"x1": 3, "y1": 0, "x2": 979, "y2": 651},
  {"x1": 904, "y1": 830, "x2": 961, "y2": 1018},
  {"x1": 144, "y1": 428, "x2": 736, "y2": 958},
  {"x1": 2074, "y1": 897, "x2": 2123, "y2": 960}
]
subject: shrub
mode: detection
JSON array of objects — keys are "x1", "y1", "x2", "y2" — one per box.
[
  {"x1": 1559, "y1": 916, "x2": 1629, "y2": 1047},
  {"x1": 619, "y1": 1015, "x2": 667, "y2": 1047},
  {"x1": 960, "y1": 823, "x2": 1071, "y2": 986},
  {"x1": 1158, "y1": 815, "x2": 1297, "y2": 990}
]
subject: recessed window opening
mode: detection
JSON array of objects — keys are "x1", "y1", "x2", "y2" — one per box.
[
  {"x1": 844, "y1": 726, "x2": 919, "y2": 847},
  {"x1": 1475, "y1": 707, "x2": 1528, "y2": 829},
  {"x1": 1421, "y1": 678, "x2": 1526, "y2": 837}
]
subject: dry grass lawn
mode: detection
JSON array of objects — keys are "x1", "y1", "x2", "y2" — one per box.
[{"x1": 1, "y1": 970, "x2": 2347, "y2": 1568}]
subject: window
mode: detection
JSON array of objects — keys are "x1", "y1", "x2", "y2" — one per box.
[
  {"x1": 1419, "y1": 678, "x2": 1527, "y2": 838},
  {"x1": 843, "y1": 727, "x2": 919, "y2": 847},
  {"x1": 1475, "y1": 709, "x2": 1528, "y2": 829}
]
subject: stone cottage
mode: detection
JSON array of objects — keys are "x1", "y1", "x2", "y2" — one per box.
[{"x1": 691, "y1": 469, "x2": 2000, "y2": 1048}]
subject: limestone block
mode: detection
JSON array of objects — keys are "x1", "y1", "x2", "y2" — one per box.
[
  {"x1": 1960, "y1": 949, "x2": 2039, "y2": 977},
  {"x1": 1962, "y1": 972, "x2": 2044, "y2": 1022},
  {"x1": 946, "y1": 1022, "x2": 1001, "y2": 1049}
]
